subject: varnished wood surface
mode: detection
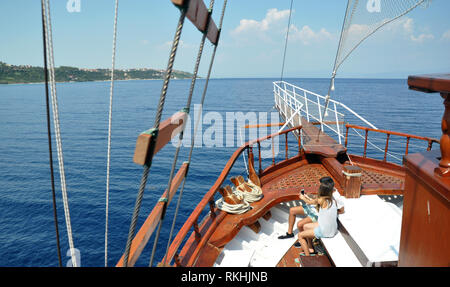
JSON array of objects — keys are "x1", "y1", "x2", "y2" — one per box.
[
  {"x1": 399, "y1": 150, "x2": 450, "y2": 266},
  {"x1": 403, "y1": 150, "x2": 450, "y2": 204},
  {"x1": 185, "y1": 154, "x2": 409, "y2": 266},
  {"x1": 116, "y1": 162, "x2": 189, "y2": 267},
  {"x1": 276, "y1": 245, "x2": 333, "y2": 267},
  {"x1": 133, "y1": 111, "x2": 187, "y2": 165},
  {"x1": 171, "y1": 0, "x2": 219, "y2": 45},
  {"x1": 408, "y1": 74, "x2": 450, "y2": 94},
  {"x1": 164, "y1": 126, "x2": 303, "y2": 266},
  {"x1": 300, "y1": 118, "x2": 347, "y2": 158}
]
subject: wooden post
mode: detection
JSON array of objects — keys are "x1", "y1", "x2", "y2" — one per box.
[
  {"x1": 208, "y1": 200, "x2": 216, "y2": 219},
  {"x1": 384, "y1": 134, "x2": 390, "y2": 162},
  {"x1": 343, "y1": 165, "x2": 362, "y2": 198},
  {"x1": 247, "y1": 221, "x2": 261, "y2": 234},
  {"x1": 285, "y1": 132, "x2": 288, "y2": 160},
  {"x1": 435, "y1": 93, "x2": 450, "y2": 177},
  {"x1": 363, "y1": 130, "x2": 368, "y2": 158},
  {"x1": 257, "y1": 141, "x2": 262, "y2": 175},
  {"x1": 345, "y1": 126, "x2": 349, "y2": 148},
  {"x1": 399, "y1": 74, "x2": 450, "y2": 266}
]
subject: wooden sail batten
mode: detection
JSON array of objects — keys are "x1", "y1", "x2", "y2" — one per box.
[
  {"x1": 116, "y1": 162, "x2": 189, "y2": 267},
  {"x1": 171, "y1": 0, "x2": 219, "y2": 45},
  {"x1": 133, "y1": 111, "x2": 187, "y2": 166}
]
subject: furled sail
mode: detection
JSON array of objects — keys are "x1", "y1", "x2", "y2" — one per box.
[{"x1": 323, "y1": 0, "x2": 430, "y2": 115}]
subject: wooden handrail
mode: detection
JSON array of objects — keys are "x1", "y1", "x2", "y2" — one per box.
[
  {"x1": 244, "y1": 123, "x2": 285, "y2": 129},
  {"x1": 311, "y1": 121, "x2": 345, "y2": 126},
  {"x1": 346, "y1": 124, "x2": 440, "y2": 142},
  {"x1": 345, "y1": 124, "x2": 439, "y2": 161},
  {"x1": 163, "y1": 125, "x2": 302, "y2": 266}
]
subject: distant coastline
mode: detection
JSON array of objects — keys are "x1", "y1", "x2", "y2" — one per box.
[{"x1": 0, "y1": 61, "x2": 195, "y2": 84}]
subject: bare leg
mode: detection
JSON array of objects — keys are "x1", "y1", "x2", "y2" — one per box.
[
  {"x1": 296, "y1": 217, "x2": 312, "y2": 233},
  {"x1": 298, "y1": 222, "x2": 318, "y2": 255},
  {"x1": 288, "y1": 206, "x2": 305, "y2": 234}
]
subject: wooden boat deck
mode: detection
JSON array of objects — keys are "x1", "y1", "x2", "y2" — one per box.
[
  {"x1": 276, "y1": 245, "x2": 333, "y2": 267},
  {"x1": 158, "y1": 108, "x2": 436, "y2": 267},
  {"x1": 180, "y1": 115, "x2": 409, "y2": 267},
  {"x1": 190, "y1": 156, "x2": 406, "y2": 266}
]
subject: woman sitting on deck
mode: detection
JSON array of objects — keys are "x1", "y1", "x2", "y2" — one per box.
[
  {"x1": 297, "y1": 180, "x2": 338, "y2": 256},
  {"x1": 278, "y1": 177, "x2": 344, "y2": 241}
]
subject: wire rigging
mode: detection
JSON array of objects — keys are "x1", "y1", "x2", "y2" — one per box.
[
  {"x1": 104, "y1": 0, "x2": 119, "y2": 268},
  {"x1": 42, "y1": 0, "x2": 78, "y2": 267},
  {"x1": 122, "y1": 8, "x2": 187, "y2": 267},
  {"x1": 148, "y1": 0, "x2": 217, "y2": 267},
  {"x1": 162, "y1": 0, "x2": 229, "y2": 267},
  {"x1": 280, "y1": 0, "x2": 294, "y2": 82},
  {"x1": 40, "y1": 0, "x2": 62, "y2": 267}
]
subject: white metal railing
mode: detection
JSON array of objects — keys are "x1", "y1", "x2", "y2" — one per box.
[
  {"x1": 273, "y1": 81, "x2": 438, "y2": 165},
  {"x1": 273, "y1": 80, "x2": 377, "y2": 146}
]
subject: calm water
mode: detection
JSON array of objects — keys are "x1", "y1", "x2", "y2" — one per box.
[{"x1": 0, "y1": 78, "x2": 442, "y2": 267}]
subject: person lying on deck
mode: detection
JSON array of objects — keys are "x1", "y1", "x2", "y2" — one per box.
[{"x1": 278, "y1": 176, "x2": 344, "y2": 240}]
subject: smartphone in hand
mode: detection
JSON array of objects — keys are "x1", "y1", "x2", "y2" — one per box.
[{"x1": 300, "y1": 189, "x2": 305, "y2": 195}]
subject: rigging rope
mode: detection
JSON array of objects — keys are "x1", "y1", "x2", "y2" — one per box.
[
  {"x1": 122, "y1": 8, "x2": 187, "y2": 267},
  {"x1": 216, "y1": 196, "x2": 251, "y2": 214},
  {"x1": 280, "y1": 0, "x2": 294, "y2": 82},
  {"x1": 162, "y1": 0, "x2": 229, "y2": 267},
  {"x1": 149, "y1": 0, "x2": 216, "y2": 267},
  {"x1": 215, "y1": 180, "x2": 262, "y2": 214},
  {"x1": 236, "y1": 180, "x2": 263, "y2": 203},
  {"x1": 40, "y1": 0, "x2": 62, "y2": 267},
  {"x1": 104, "y1": 0, "x2": 119, "y2": 268},
  {"x1": 42, "y1": 0, "x2": 78, "y2": 267}
]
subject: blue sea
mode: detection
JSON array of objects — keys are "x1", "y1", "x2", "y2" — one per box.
[{"x1": 0, "y1": 78, "x2": 443, "y2": 267}]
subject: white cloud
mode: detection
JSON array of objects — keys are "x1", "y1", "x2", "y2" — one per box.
[
  {"x1": 231, "y1": 8, "x2": 291, "y2": 36},
  {"x1": 441, "y1": 30, "x2": 450, "y2": 41},
  {"x1": 345, "y1": 18, "x2": 435, "y2": 44},
  {"x1": 159, "y1": 39, "x2": 193, "y2": 49},
  {"x1": 402, "y1": 18, "x2": 414, "y2": 34},
  {"x1": 410, "y1": 33, "x2": 435, "y2": 43},
  {"x1": 231, "y1": 8, "x2": 333, "y2": 46},
  {"x1": 290, "y1": 25, "x2": 333, "y2": 45}
]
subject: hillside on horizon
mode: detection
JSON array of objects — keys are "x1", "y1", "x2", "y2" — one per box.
[{"x1": 0, "y1": 61, "x2": 195, "y2": 84}]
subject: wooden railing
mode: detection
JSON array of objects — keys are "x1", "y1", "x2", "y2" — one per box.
[
  {"x1": 345, "y1": 124, "x2": 439, "y2": 162},
  {"x1": 162, "y1": 125, "x2": 303, "y2": 266}
]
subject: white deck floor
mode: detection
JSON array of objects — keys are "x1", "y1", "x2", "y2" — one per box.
[
  {"x1": 214, "y1": 202, "x2": 301, "y2": 267},
  {"x1": 214, "y1": 196, "x2": 403, "y2": 267},
  {"x1": 337, "y1": 195, "x2": 402, "y2": 265}
]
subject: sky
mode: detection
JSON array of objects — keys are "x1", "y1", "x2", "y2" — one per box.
[{"x1": 0, "y1": 0, "x2": 449, "y2": 78}]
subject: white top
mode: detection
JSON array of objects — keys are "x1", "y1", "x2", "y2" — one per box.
[
  {"x1": 318, "y1": 200, "x2": 338, "y2": 238},
  {"x1": 333, "y1": 189, "x2": 345, "y2": 210}
]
